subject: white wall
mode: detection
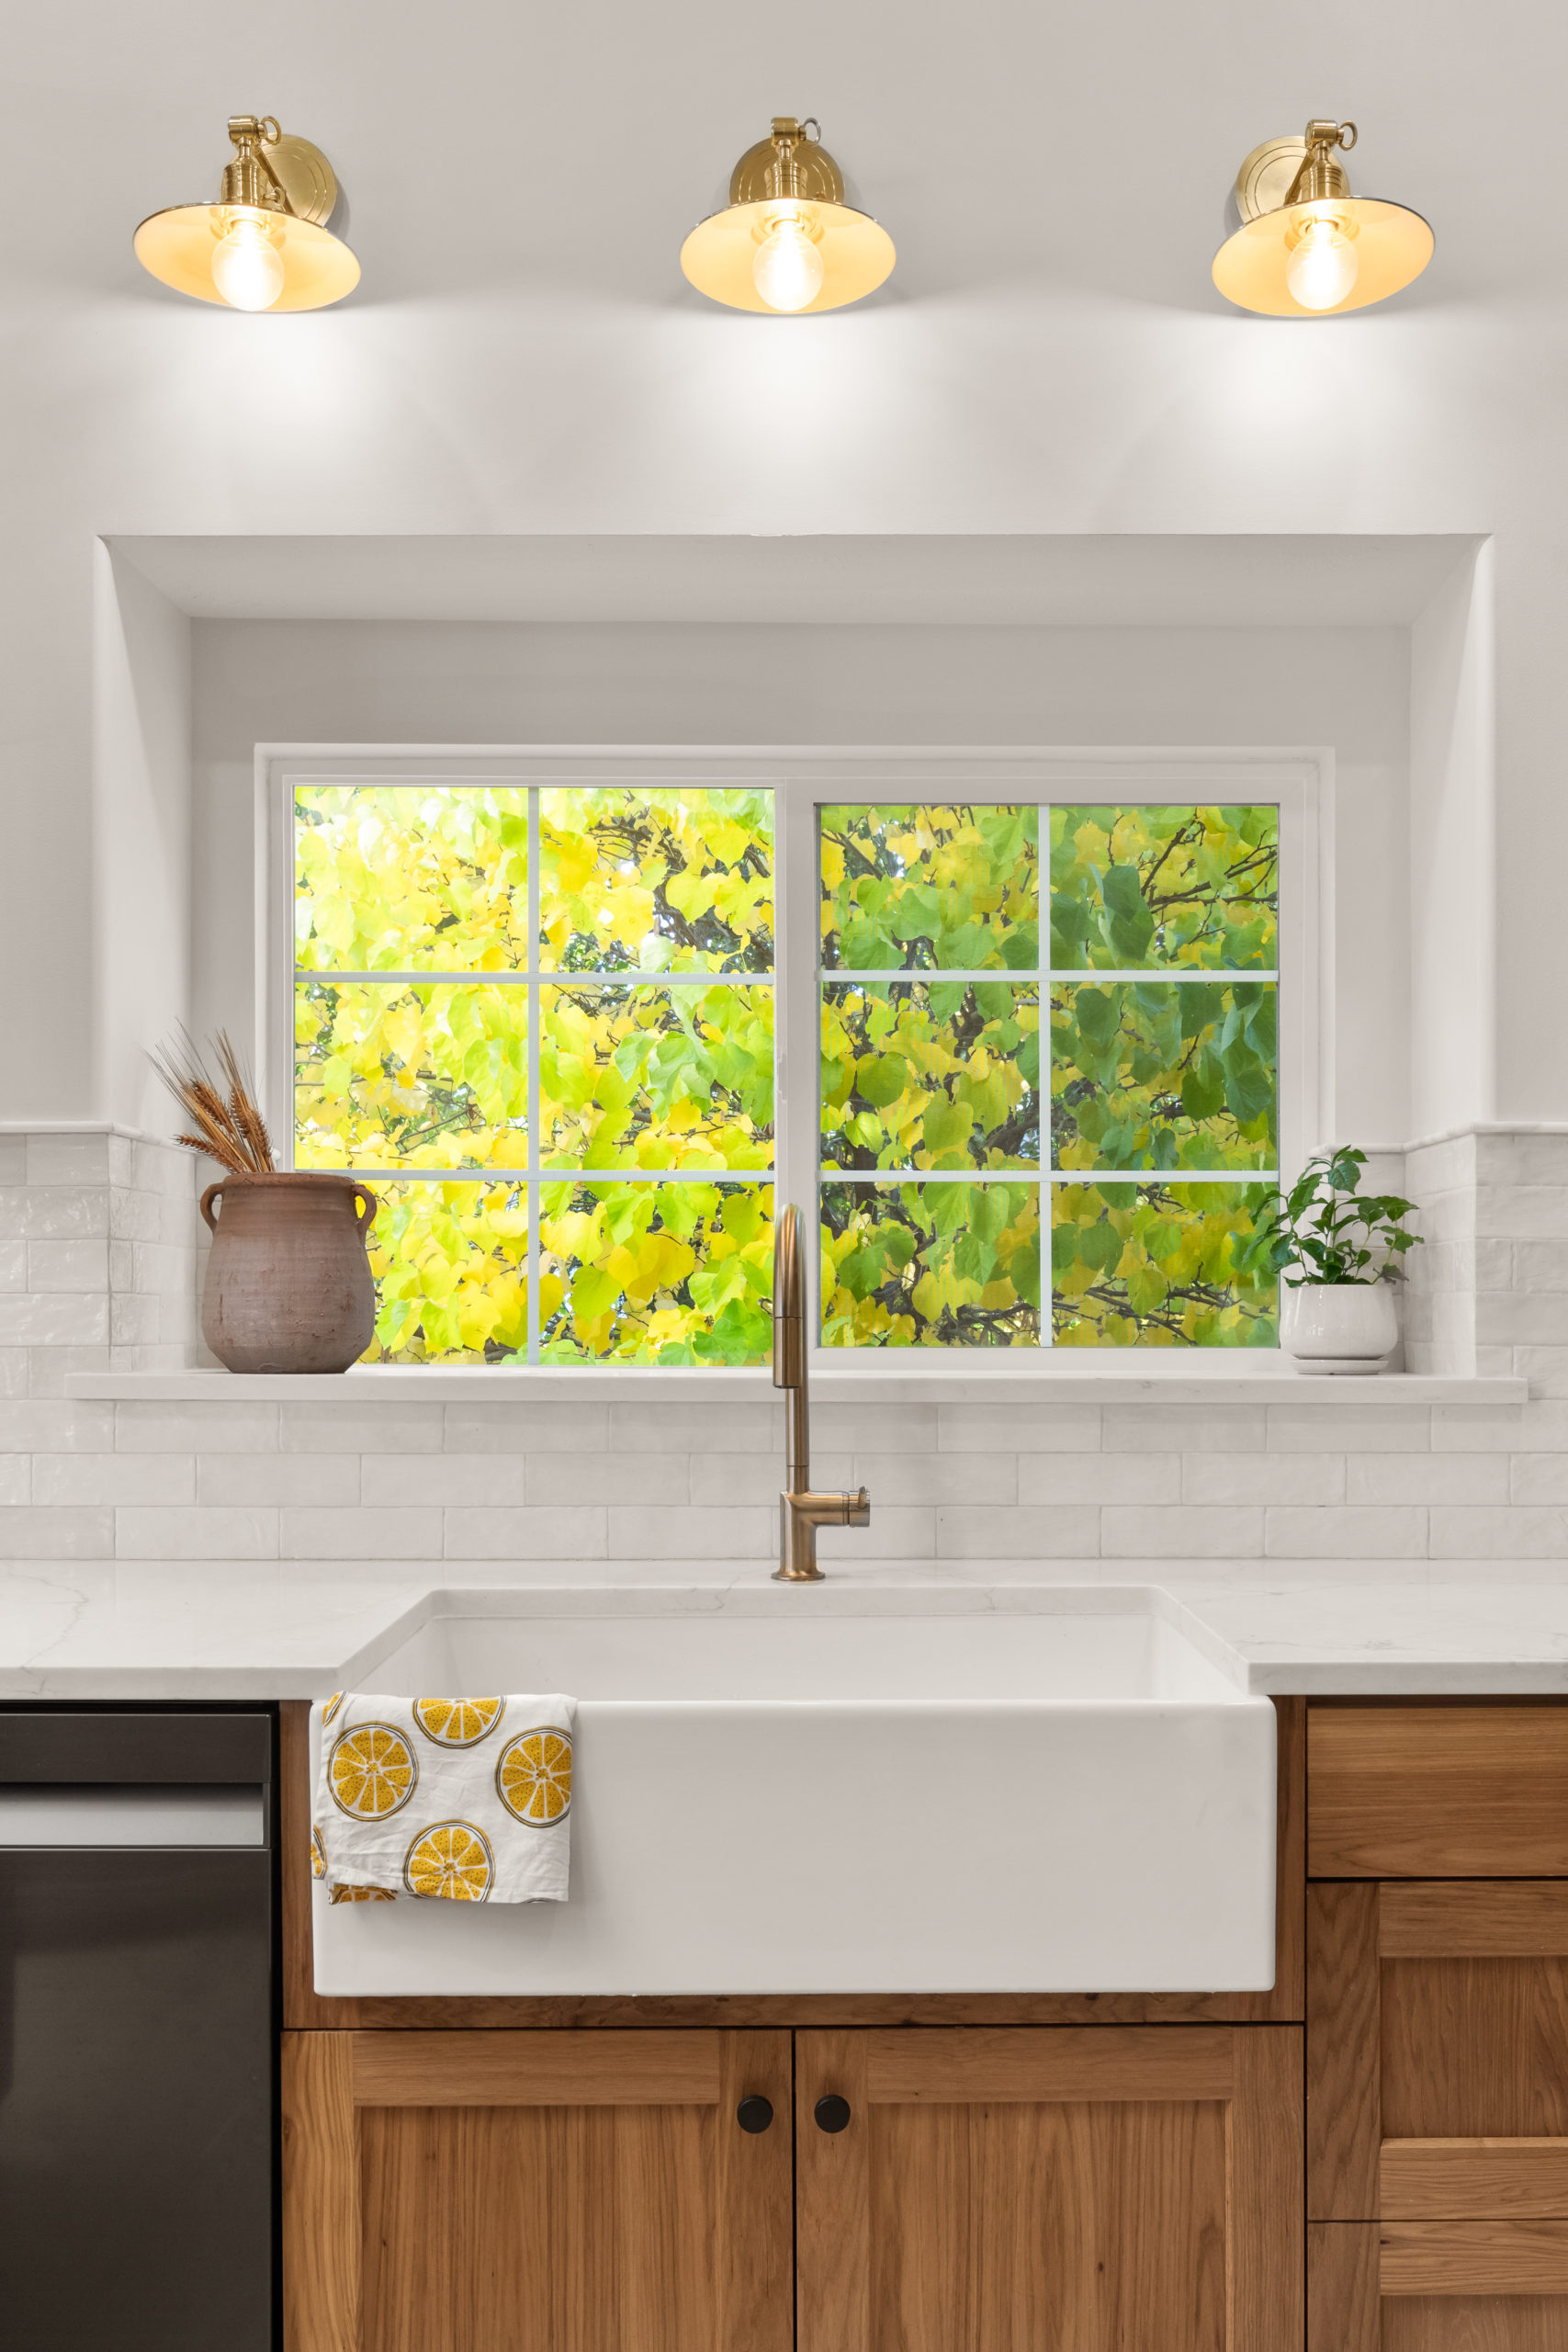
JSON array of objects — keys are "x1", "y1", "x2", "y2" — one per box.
[
  {"x1": 92, "y1": 549, "x2": 192, "y2": 1133},
  {"x1": 4, "y1": 0, "x2": 1562, "y2": 1119},
  {"x1": 189, "y1": 616, "x2": 1411, "y2": 1143}
]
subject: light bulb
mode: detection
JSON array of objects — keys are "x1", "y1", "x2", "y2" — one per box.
[
  {"x1": 210, "y1": 210, "x2": 286, "y2": 311},
  {"x1": 1285, "y1": 211, "x2": 1359, "y2": 311},
  {"x1": 751, "y1": 209, "x2": 825, "y2": 312}
]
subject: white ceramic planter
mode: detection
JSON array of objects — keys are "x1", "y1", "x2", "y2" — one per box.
[{"x1": 1280, "y1": 1280, "x2": 1400, "y2": 1374}]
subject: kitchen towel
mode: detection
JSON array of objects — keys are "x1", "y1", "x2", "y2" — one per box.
[{"x1": 311, "y1": 1691, "x2": 575, "y2": 1905}]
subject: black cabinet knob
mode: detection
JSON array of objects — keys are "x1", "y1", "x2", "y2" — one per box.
[
  {"x1": 814, "y1": 2093, "x2": 852, "y2": 2134},
  {"x1": 736, "y1": 2094, "x2": 773, "y2": 2134}
]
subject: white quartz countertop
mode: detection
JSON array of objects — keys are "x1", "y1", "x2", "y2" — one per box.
[{"x1": 0, "y1": 1557, "x2": 1564, "y2": 1698}]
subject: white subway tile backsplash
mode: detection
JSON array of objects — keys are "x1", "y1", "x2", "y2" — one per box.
[
  {"x1": 605, "y1": 1505, "x2": 773, "y2": 1559},
  {"x1": 937, "y1": 1505, "x2": 1101, "y2": 1560},
  {"x1": 280, "y1": 1402, "x2": 442, "y2": 1453},
  {"x1": 197, "y1": 1453, "x2": 362, "y2": 1507},
  {"x1": 1510, "y1": 1454, "x2": 1568, "y2": 1505},
  {"x1": 533, "y1": 1450, "x2": 693, "y2": 1506},
  {"x1": 1101, "y1": 1505, "x2": 1264, "y2": 1559},
  {"x1": 610, "y1": 1403, "x2": 782, "y2": 1454},
  {"x1": 118, "y1": 1401, "x2": 278, "y2": 1452},
  {"x1": 1476, "y1": 1185, "x2": 1568, "y2": 1238},
  {"x1": 1429, "y1": 1506, "x2": 1568, "y2": 1559},
  {"x1": 937, "y1": 1404, "x2": 1103, "y2": 1453},
  {"x1": 0, "y1": 1242, "x2": 25, "y2": 1291},
  {"x1": 366, "y1": 1452, "x2": 530, "y2": 1508},
  {"x1": 852, "y1": 1451, "x2": 1011, "y2": 1506},
  {"x1": 0, "y1": 1456, "x2": 28, "y2": 1505},
  {"x1": 1019, "y1": 1453, "x2": 1180, "y2": 1506},
  {"x1": 0, "y1": 1136, "x2": 26, "y2": 1184},
  {"x1": 280, "y1": 1506, "x2": 441, "y2": 1560},
  {"x1": 34, "y1": 1453, "x2": 196, "y2": 1506},
  {"x1": 28, "y1": 1238, "x2": 109, "y2": 1292},
  {"x1": 0, "y1": 1399, "x2": 115, "y2": 1452},
  {"x1": 0, "y1": 1294, "x2": 109, "y2": 1345},
  {"x1": 25, "y1": 1135, "x2": 110, "y2": 1186},
  {"x1": 446, "y1": 1506, "x2": 608, "y2": 1561},
  {"x1": 1181, "y1": 1453, "x2": 1346, "y2": 1506},
  {"x1": 1264, "y1": 1506, "x2": 1427, "y2": 1559},
  {"x1": 1266, "y1": 1405, "x2": 1430, "y2": 1453},
  {"x1": 446, "y1": 1402, "x2": 610, "y2": 1453},
  {"x1": 811, "y1": 1403, "x2": 939, "y2": 1455},
  {"x1": 1514, "y1": 1348, "x2": 1568, "y2": 1396},
  {"x1": 0, "y1": 1505, "x2": 113, "y2": 1558},
  {"x1": 117, "y1": 1505, "x2": 278, "y2": 1560},
  {"x1": 1103, "y1": 1406, "x2": 1266, "y2": 1453},
  {"x1": 1346, "y1": 1452, "x2": 1508, "y2": 1504},
  {"x1": 25, "y1": 1345, "x2": 111, "y2": 1397}
]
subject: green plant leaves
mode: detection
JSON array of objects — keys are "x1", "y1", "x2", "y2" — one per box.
[
  {"x1": 820, "y1": 1182, "x2": 1040, "y2": 1349},
  {"x1": 1049, "y1": 804, "x2": 1279, "y2": 973}
]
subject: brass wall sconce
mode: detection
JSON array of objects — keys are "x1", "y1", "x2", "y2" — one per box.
[
  {"x1": 1213, "y1": 119, "x2": 1432, "y2": 316},
  {"x1": 134, "y1": 116, "x2": 360, "y2": 311},
  {"x1": 680, "y1": 116, "x2": 895, "y2": 314}
]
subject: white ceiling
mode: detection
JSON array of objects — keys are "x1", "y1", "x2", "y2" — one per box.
[{"x1": 109, "y1": 532, "x2": 1477, "y2": 628}]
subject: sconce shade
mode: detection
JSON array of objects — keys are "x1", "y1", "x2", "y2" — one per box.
[
  {"x1": 1213, "y1": 123, "x2": 1432, "y2": 317},
  {"x1": 134, "y1": 118, "x2": 359, "y2": 311},
  {"x1": 681, "y1": 116, "x2": 895, "y2": 313}
]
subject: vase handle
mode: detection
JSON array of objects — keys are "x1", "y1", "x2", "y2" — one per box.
[
  {"x1": 351, "y1": 1182, "x2": 378, "y2": 1237},
  {"x1": 199, "y1": 1182, "x2": 224, "y2": 1233}
]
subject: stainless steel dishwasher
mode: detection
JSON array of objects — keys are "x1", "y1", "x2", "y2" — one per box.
[{"x1": 0, "y1": 1710, "x2": 274, "y2": 2349}]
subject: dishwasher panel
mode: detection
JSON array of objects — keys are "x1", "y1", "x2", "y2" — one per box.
[{"x1": 0, "y1": 1713, "x2": 274, "y2": 2352}]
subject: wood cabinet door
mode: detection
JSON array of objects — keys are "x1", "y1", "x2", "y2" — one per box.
[
  {"x1": 1309, "y1": 1883, "x2": 1568, "y2": 2346},
  {"x1": 795, "y1": 2025, "x2": 1303, "y2": 2352},
  {"x1": 282, "y1": 2028, "x2": 793, "y2": 2352}
]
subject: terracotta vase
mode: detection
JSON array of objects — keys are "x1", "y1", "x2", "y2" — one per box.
[{"x1": 199, "y1": 1173, "x2": 378, "y2": 1374}]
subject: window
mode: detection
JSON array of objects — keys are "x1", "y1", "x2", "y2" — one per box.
[
  {"x1": 270, "y1": 754, "x2": 1315, "y2": 1366},
  {"x1": 818, "y1": 801, "x2": 1280, "y2": 1350}
]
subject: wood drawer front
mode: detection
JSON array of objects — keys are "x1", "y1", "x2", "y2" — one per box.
[
  {"x1": 1309, "y1": 1705, "x2": 1568, "y2": 1879},
  {"x1": 1309, "y1": 1882, "x2": 1568, "y2": 2227},
  {"x1": 1311, "y1": 2221, "x2": 1568, "y2": 2348}
]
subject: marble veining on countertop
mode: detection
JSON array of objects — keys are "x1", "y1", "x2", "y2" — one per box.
[{"x1": 0, "y1": 1556, "x2": 1565, "y2": 1698}]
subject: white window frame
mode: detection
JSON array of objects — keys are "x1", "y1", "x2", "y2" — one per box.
[{"x1": 257, "y1": 744, "x2": 1328, "y2": 1365}]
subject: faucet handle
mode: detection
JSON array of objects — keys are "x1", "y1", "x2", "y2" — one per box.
[{"x1": 845, "y1": 1486, "x2": 871, "y2": 1528}]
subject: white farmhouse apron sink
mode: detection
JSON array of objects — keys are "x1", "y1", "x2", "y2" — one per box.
[{"x1": 311, "y1": 1587, "x2": 1276, "y2": 1997}]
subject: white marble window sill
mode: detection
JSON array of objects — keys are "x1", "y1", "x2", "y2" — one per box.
[{"x1": 64, "y1": 1366, "x2": 1528, "y2": 1406}]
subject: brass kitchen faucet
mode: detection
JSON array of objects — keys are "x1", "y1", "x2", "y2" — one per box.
[{"x1": 772, "y1": 1204, "x2": 871, "y2": 1580}]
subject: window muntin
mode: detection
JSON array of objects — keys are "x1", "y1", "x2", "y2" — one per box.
[
  {"x1": 291, "y1": 783, "x2": 774, "y2": 1365},
  {"x1": 818, "y1": 800, "x2": 1280, "y2": 1351},
  {"x1": 284, "y1": 766, "x2": 1296, "y2": 1367}
]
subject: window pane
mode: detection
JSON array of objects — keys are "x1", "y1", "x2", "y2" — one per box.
[
  {"x1": 362, "y1": 1180, "x2": 529, "y2": 1363},
  {"x1": 819, "y1": 1182, "x2": 1041, "y2": 1349},
  {"x1": 538, "y1": 789, "x2": 773, "y2": 973},
  {"x1": 295, "y1": 982, "x2": 527, "y2": 1170},
  {"x1": 540, "y1": 984, "x2": 773, "y2": 1170},
  {"x1": 819, "y1": 805, "x2": 1039, "y2": 972},
  {"x1": 295, "y1": 786, "x2": 529, "y2": 972},
  {"x1": 1051, "y1": 981, "x2": 1276, "y2": 1172},
  {"x1": 1051, "y1": 1180, "x2": 1278, "y2": 1348},
  {"x1": 539, "y1": 1182, "x2": 773, "y2": 1363},
  {"x1": 1049, "y1": 805, "x2": 1279, "y2": 971},
  {"x1": 822, "y1": 983, "x2": 1040, "y2": 1171}
]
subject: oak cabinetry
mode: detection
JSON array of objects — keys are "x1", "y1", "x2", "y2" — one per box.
[
  {"x1": 283, "y1": 2029, "x2": 793, "y2": 2352},
  {"x1": 1307, "y1": 1703, "x2": 1568, "y2": 2349},
  {"x1": 795, "y1": 2025, "x2": 1302, "y2": 2352},
  {"x1": 282, "y1": 2021, "x2": 1304, "y2": 2352}
]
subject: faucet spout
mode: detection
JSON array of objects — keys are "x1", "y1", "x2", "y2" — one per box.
[{"x1": 771, "y1": 1204, "x2": 871, "y2": 1582}]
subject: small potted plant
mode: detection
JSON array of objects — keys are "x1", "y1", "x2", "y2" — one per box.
[{"x1": 1252, "y1": 1146, "x2": 1423, "y2": 1374}]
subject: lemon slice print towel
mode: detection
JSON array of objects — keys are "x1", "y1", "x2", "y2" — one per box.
[{"x1": 310, "y1": 1692, "x2": 575, "y2": 1905}]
